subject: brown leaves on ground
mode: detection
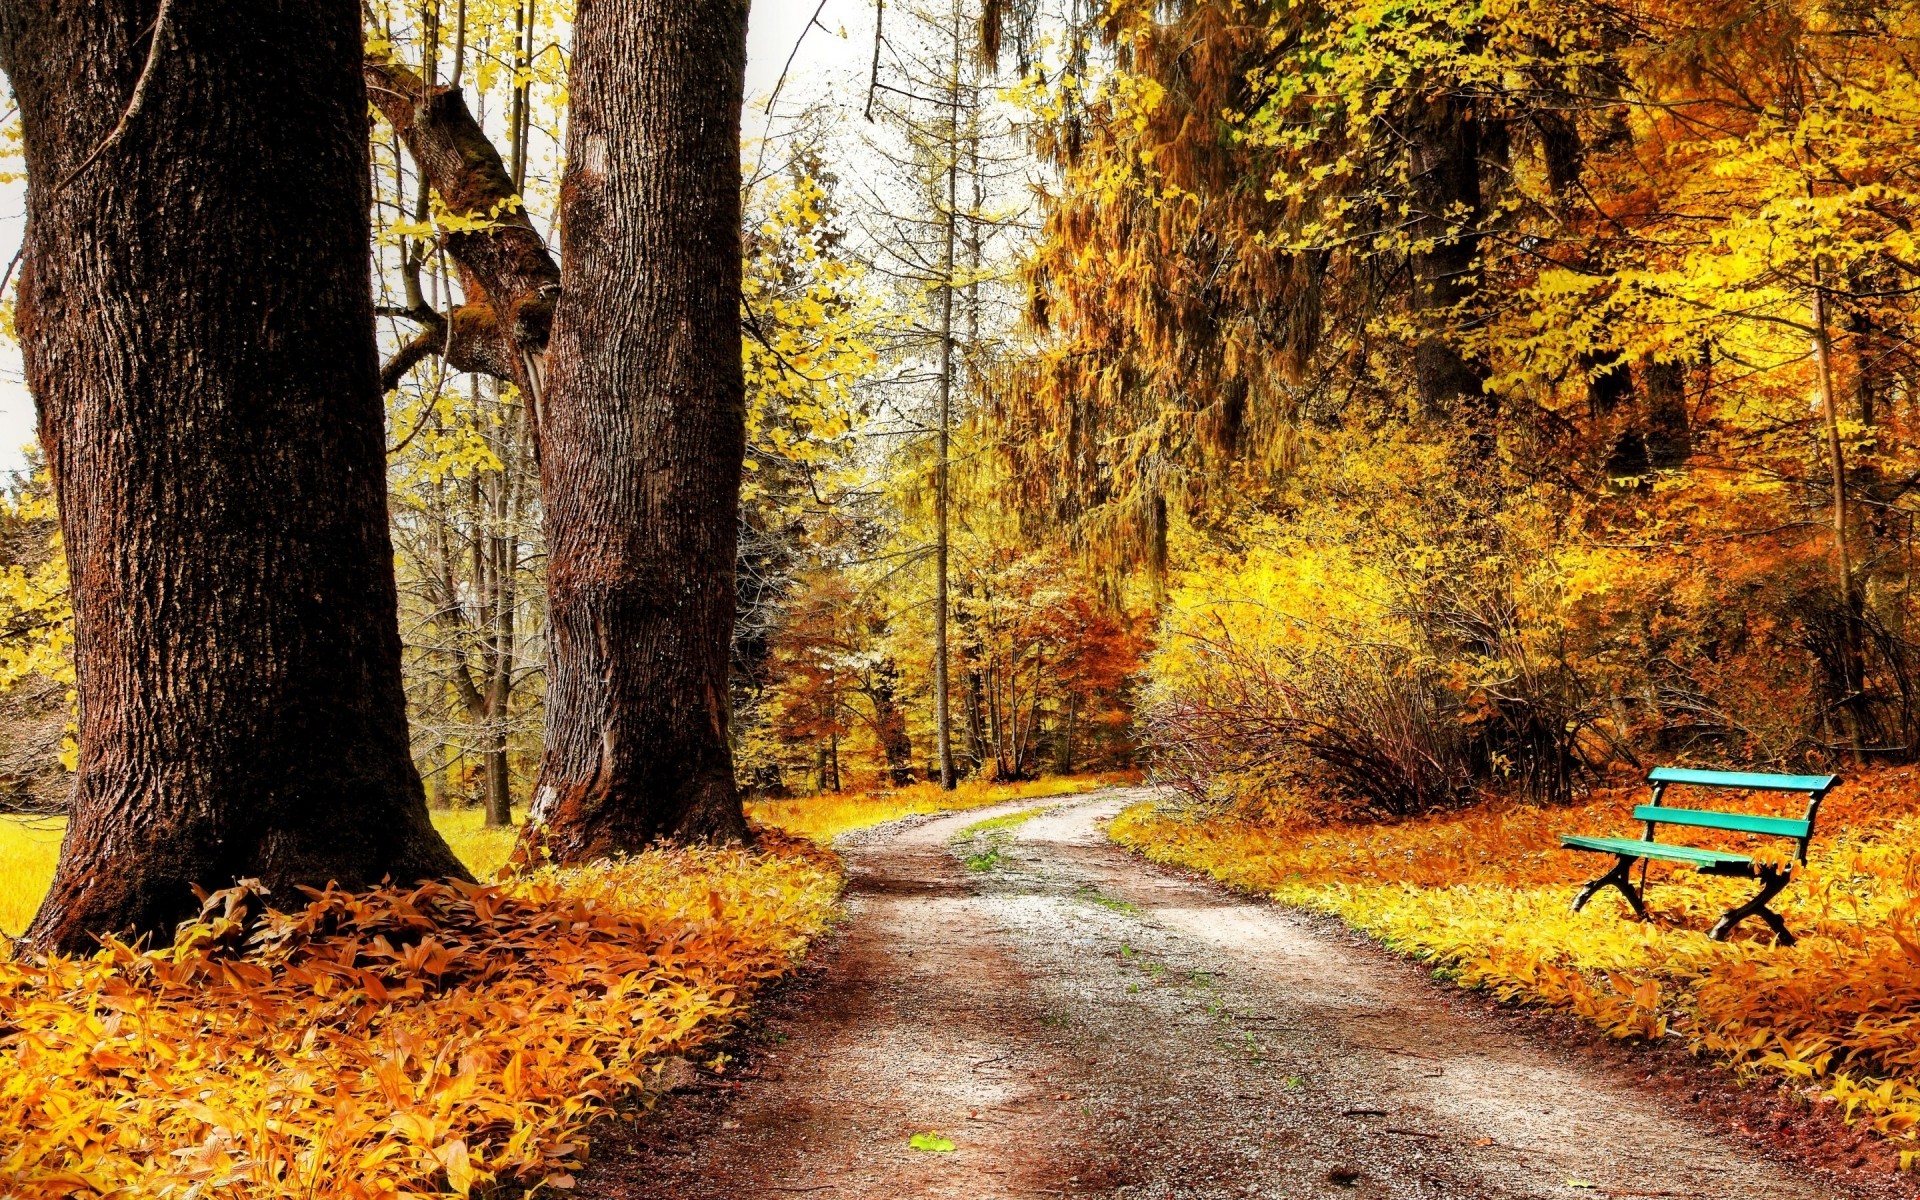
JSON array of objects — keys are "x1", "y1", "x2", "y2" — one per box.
[{"x1": 0, "y1": 835, "x2": 841, "y2": 1198}]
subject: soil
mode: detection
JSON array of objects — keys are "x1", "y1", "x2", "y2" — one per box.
[{"x1": 581, "y1": 788, "x2": 1913, "y2": 1199}]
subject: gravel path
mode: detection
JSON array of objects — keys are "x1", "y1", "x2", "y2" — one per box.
[{"x1": 584, "y1": 788, "x2": 1864, "y2": 1199}]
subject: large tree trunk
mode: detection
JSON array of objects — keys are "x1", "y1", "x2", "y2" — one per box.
[
  {"x1": 3, "y1": 0, "x2": 470, "y2": 952},
  {"x1": 517, "y1": 0, "x2": 752, "y2": 862}
]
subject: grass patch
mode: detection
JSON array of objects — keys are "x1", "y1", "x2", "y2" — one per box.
[
  {"x1": 1109, "y1": 770, "x2": 1920, "y2": 1156},
  {"x1": 748, "y1": 772, "x2": 1129, "y2": 844},
  {"x1": 1080, "y1": 888, "x2": 1140, "y2": 915},
  {"x1": 955, "y1": 805, "x2": 1057, "y2": 840},
  {"x1": 953, "y1": 801, "x2": 1076, "y2": 873},
  {"x1": 0, "y1": 816, "x2": 63, "y2": 938},
  {"x1": 964, "y1": 846, "x2": 1007, "y2": 872},
  {"x1": 431, "y1": 804, "x2": 530, "y2": 880}
]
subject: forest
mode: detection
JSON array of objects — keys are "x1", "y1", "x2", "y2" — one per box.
[{"x1": 4, "y1": 0, "x2": 1920, "y2": 1195}]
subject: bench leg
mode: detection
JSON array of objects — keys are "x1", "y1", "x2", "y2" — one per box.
[
  {"x1": 1571, "y1": 855, "x2": 1647, "y2": 920},
  {"x1": 1708, "y1": 867, "x2": 1795, "y2": 946}
]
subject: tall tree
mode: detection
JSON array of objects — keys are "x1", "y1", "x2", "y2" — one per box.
[
  {"x1": 518, "y1": 0, "x2": 754, "y2": 859},
  {"x1": 2, "y1": 0, "x2": 470, "y2": 950}
]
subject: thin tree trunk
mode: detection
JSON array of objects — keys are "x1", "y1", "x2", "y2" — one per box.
[
  {"x1": 1406, "y1": 86, "x2": 1488, "y2": 420},
  {"x1": 518, "y1": 0, "x2": 752, "y2": 863},
  {"x1": 1812, "y1": 262, "x2": 1865, "y2": 761},
  {"x1": 483, "y1": 388, "x2": 523, "y2": 829},
  {"x1": 4, "y1": 0, "x2": 470, "y2": 951},
  {"x1": 1058, "y1": 691, "x2": 1075, "y2": 774},
  {"x1": 932, "y1": 2, "x2": 963, "y2": 792}
]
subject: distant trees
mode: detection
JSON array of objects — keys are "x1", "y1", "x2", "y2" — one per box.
[
  {"x1": 2, "y1": 0, "x2": 469, "y2": 949},
  {"x1": 388, "y1": 376, "x2": 543, "y2": 829},
  {"x1": 1007, "y1": 0, "x2": 1920, "y2": 811}
]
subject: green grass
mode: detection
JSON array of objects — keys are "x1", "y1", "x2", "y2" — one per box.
[
  {"x1": 954, "y1": 804, "x2": 1056, "y2": 840},
  {"x1": 963, "y1": 846, "x2": 1007, "y2": 872},
  {"x1": 953, "y1": 803, "x2": 1063, "y2": 873},
  {"x1": 0, "y1": 805, "x2": 529, "y2": 939}
]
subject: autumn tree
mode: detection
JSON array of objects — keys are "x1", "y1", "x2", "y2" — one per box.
[
  {"x1": 517, "y1": 0, "x2": 756, "y2": 858},
  {"x1": 859, "y1": 0, "x2": 1037, "y2": 785},
  {"x1": 365, "y1": 1, "x2": 757, "y2": 859},
  {"x1": 1, "y1": 0, "x2": 469, "y2": 949},
  {"x1": 1007, "y1": 0, "x2": 1920, "y2": 807}
]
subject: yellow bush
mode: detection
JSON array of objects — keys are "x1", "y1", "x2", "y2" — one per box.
[{"x1": 1111, "y1": 772, "x2": 1920, "y2": 1153}]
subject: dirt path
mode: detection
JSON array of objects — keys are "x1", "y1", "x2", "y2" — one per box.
[{"x1": 584, "y1": 789, "x2": 1868, "y2": 1199}]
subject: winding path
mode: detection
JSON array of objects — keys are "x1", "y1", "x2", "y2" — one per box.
[{"x1": 584, "y1": 789, "x2": 1864, "y2": 1199}]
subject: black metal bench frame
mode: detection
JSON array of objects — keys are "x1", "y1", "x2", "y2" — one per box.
[{"x1": 1563, "y1": 768, "x2": 1837, "y2": 946}]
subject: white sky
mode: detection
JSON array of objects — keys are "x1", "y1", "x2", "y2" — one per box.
[{"x1": 0, "y1": 0, "x2": 877, "y2": 478}]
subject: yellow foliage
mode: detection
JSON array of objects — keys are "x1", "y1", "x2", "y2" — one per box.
[
  {"x1": 0, "y1": 837, "x2": 840, "y2": 1199},
  {"x1": 1, "y1": 808, "x2": 536, "y2": 941},
  {"x1": 1112, "y1": 772, "x2": 1920, "y2": 1148}
]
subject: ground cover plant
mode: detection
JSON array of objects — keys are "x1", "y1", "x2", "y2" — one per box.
[
  {"x1": 0, "y1": 773, "x2": 1110, "y2": 1197},
  {"x1": 1111, "y1": 772, "x2": 1920, "y2": 1160},
  {"x1": 745, "y1": 773, "x2": 1128, "y2": 843},
  {"x1": 0, "y1": 808, "x2": 531, "y2": 941},
  {"x1": 0, "y1": 831, "x2": 840, "y2": 1198}
]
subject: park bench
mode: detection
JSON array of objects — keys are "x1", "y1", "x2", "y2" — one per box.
[{"x1": 1561, "y1": 767, "x2": 1837, "y2": 946}]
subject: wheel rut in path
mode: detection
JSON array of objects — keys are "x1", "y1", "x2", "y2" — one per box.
[{"x1": 583, "y1": 789, "x2": 1861, "y2": 1199}]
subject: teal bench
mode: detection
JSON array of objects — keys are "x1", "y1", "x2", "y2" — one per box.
[{"x1": 1561, "y1": 767, "x2": 1837, "y2": 945}]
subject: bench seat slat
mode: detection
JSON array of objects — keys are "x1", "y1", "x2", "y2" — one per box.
[
  {"x1": 1632, "y1": 806, "x2": 1811, "y2": 839},
  {"x1": 1647, "y1": 767, "x2": 1837, "y2": 793},
  {"x1": 1560, "y1": 834, "x2": 1752, "y2": 867}
]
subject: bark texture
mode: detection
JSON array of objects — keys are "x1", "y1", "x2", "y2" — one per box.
[
  {"x1": 518, "y1": 0, "x2": 753, "y2": 862},
  {"x1": 1407, "y1": 89, "x2": 1490, "y2": 418},
  {"x1": 2, "y1": 0, "x2": 470, "y2": 951}
]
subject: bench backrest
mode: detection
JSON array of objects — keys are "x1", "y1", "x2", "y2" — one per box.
[{"x1": 1640, "y1": 767, "x2": 1838, "y2": 864}]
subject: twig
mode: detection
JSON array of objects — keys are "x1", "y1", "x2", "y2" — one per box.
[
  {"x1": 0, "y1": 244, "x2": 23, "y2": 299},
  {"x1": 864, "y1": 0, "x2": 886, "y2": 122},
  {"x1": 54, "y1": 0, "x2": 176, "y2": 194}
]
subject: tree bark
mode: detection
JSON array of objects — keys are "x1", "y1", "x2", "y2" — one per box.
[
  {"x1": 1406, "y1": 87, "x2": 1489, "y2": 419},
  {"x1": 866, "y1": 659, "x2": 918, "y2": 786},
  {"x1": 517, "y1": 0, "x2": 752, "y2": 862},
  {"x1": 2, "y1": 0, "x2": 470, "y2": 951}
]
